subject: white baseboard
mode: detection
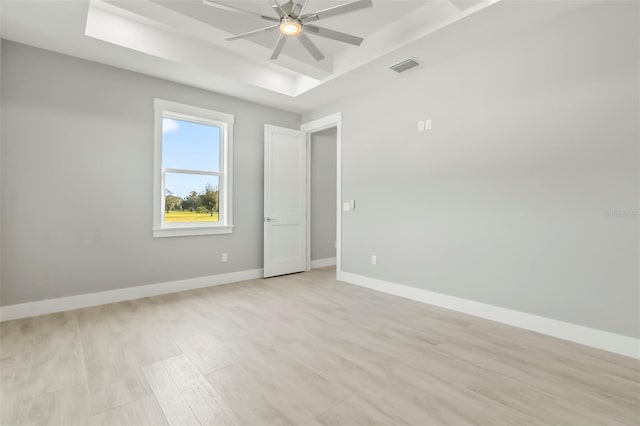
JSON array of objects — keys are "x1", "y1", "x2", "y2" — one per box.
[
  {"x1": 0, "y1": 269, "x2": 263, "y2": 322},
  {"x1": 339, "y1": 272, "x2": 640, "y2": 360},
  {"x1": 311, "y1": 257, "x2": 337, "y2": 269},
  {"x1": 4, "y1": 267, "x2": 636, "y2": 359}
]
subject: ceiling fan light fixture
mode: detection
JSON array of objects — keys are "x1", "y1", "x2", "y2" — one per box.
[{"x1": 280, "y1": 18, "x2": 302, "y2": 36}]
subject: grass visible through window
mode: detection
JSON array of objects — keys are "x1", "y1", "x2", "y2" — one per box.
[{"x1": 164, "y1": 211, "x2": 219, "y2": 223}]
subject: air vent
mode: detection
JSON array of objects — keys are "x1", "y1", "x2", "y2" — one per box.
[{"x1": 389, "y1": 57, "x2": 421, "y2": 73}]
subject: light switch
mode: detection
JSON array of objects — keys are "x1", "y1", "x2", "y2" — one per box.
[
  {"x1": 350, "y1": 200, "x2": 356, "y2": 210},
  {"x1": 425, "y1": 119, "x2": 432, "y2": 130}
]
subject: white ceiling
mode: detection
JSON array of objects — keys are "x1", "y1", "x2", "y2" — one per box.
[{"x1": 1, "y1": 0, "x2": 586, "y2": 113}]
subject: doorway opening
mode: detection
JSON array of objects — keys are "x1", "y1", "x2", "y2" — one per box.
[
  {"x1": 308, "y1": 127, "x2": 337, "y2": 270},
  {"x1": 301, "y1": 113, "x2": 342, "y2": 278}
]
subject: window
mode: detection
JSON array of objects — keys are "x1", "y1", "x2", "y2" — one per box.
[{"x1": 153, "y1": 99, "x2": 234, "y2": 237}]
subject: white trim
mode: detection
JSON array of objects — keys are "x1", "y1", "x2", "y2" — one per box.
[
  {"x1": 153, "y1": 98, "x2": 234, "y2": 238},
  {"x1": 300, "y1": 113, "x2": 342, "y2": 133},
  {"x1": 154, "y1": 99, "x2": 235, "y2": 124},
  {"x1": 310, "y1": 257, "x2": 337, "y2": 269},
  {"x1": 339, "y1": 272, "x2": 640, "y2": 359},
  {"x1": 0, "y1": 269, "x2": 263, "y2": 322},
  {"x1": 152, "y1": 225, "x2": 233, "y2": 238},
  {"x1": 301, "y1": 113, "x2": 342, "y2": 279},
  {"x1": 305, "y1": 134, "x2": 311, "y2": 272}
]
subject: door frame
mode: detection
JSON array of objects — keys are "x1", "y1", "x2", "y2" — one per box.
[{"x1": 300, "y1": 113, "x2": 342, "y2": 279}]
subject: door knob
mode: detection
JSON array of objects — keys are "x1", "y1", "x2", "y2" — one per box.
[{"x1": 264, "y1": 217, "x2": 276, "y2": 222}]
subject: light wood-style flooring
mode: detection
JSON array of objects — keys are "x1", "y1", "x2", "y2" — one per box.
[{"x1": 1, "y1": 267, "x2": 639, "y2": 425}]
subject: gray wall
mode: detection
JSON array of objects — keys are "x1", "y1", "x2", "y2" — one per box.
[
  {"x1": 1, "y1": 41, "x2": 300, "y2": 306},
  {"x1": 310, "y1": 127, "x2": 337, "y2": 261},
  {"x1": 306, "y1": 1, "x2": 640, "y2": 337}
]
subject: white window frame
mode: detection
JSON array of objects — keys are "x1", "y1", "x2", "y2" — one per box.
[{"x1": 153, "y1": 98, "x2": 234, "y2": 238}]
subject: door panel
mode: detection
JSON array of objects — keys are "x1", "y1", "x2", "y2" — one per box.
[{"x1": 264, "y1": 125, "x2": 306, "y2": 278}]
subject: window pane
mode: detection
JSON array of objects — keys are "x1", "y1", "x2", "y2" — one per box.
[
  {"x1": 164, "y1": 173, "x2": 220, "y2": 223},
  {"x1": 162, "y1": 117, "x2": 220, "y2": 171}
]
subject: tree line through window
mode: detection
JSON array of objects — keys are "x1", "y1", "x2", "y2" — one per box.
[{"x1": 164, "y1": 184, "x2": 219, "y2": 223}]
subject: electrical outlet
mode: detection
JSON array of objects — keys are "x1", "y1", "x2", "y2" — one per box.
[
  {"x1": 371, "y1": 255, "x2": 377, "y2": 265},
  {"x1": 417, "y1": 120, "x2": 425, "y2": 132},
  {"x1": 221, "y1": 253, "x2": 228, "y2": 262}
]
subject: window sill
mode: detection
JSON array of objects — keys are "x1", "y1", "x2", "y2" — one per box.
[{"x1": 153, "y1": 225, "x2": 234, "y2": 238}]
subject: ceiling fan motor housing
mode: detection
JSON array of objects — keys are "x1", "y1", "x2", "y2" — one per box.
[{"x1": 279, "y1": 16, "x2": 302, "y2": 35}]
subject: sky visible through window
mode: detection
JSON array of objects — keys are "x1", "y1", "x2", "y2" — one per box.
[{"x1": 162, "y1": 117, "x2": 220, "y2": 198}]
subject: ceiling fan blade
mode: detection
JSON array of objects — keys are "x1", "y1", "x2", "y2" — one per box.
[
  {"x1": 270, "y1": 34, "x2": 288, "y2": 60},
  {"x1": 298, "y1": 32, "x2": 325, "y2": 61},
  {"x1": 304, "y1": 25, "x2": 363, "y2": 46},
  {"x1": 282, "y1": 0, "x2": 295, "y2": 15},
  {"x1": 202, "y1": 0, "x2": 279, "y2": 23},
  {"x1": 301, "y1": 0, "x2": 372, "y2": 23},
  {"x1": 226, "y1": 25, "x2": 279, "y2": 41},
  {"x1": 270, "y1": 0, "x2": 287, "y2": 18},
  {"x1": 291, "y1": 0, "x2": 308, "y2": 18}
]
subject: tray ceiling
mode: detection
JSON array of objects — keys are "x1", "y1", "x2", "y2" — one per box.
[{"x1": 0, "y1": 0, "x2": 587, "y2": 112}]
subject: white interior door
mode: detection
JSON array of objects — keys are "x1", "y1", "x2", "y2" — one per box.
[{"x1": 264, "y1": 125, "x2": 306, "y2": 278}]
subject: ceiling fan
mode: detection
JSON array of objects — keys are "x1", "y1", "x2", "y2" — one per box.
[{"x1": 202, "y1": 0, "x2": 373, "y2": 61}]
